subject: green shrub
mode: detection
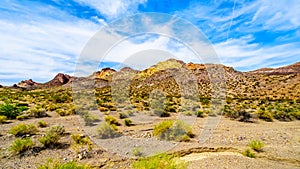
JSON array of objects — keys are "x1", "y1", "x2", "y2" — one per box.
[
  {"x1": 243, "y1": 148, "x2": 256, "y2": 158},
  {"x1": 132, "y1": 153, "x2": 187, "y2": 169},
  {"x1": 97, "y1": 122, "x2": 120, "y2": 139},
  {"x1": 119, "y1": 112, "x2": 129, "y2": 119},
  {"x1": 37, "y1": 120, "x2": 47, "y2": 128},
  {"x1": 0, "y1": 103, "x2": 28, "y2": 119},
  {"x1": 165, "y1": 106, "x2": 177, "y2": 113},
  {"x1": 71, "y1": 134, "x2": 92, "y2": 146},
  {"x1": 10, "y1": 137, "x2": 34, "y2": 155},
  {"x1": 153, "y1": 120, "x2": 194, "y2": 142},
  {"x1": 16, "y1": 114, "x2": 30, "y2": 121},
  {"x1": 249, "y1": 140, "x2": 264, "y2": 152},
  {"x1": 196, "y1": 110, "x2": 204, "y2": 118},
  {"x1": 0, "y1": 115, "x2": 7, "y2": 123},
  {"x1": 39, "y1": 125, "x2": 65, "y2": 148},
  {"x1": 82, "y1": 113, "x2": 99, "y2": 126},
  {"x1": 104, "y1": 115, "x2": 120, "y2": 126},
  {"x1": 29, "y1": 107, "x2": 47, "y2": 118},
  {"x1": 124, "y1": 118, "x2": 132, "y2": 126},
  {"x1": 9, "y1": 124, "x2": 38, "y2": 137},
  {"x1": 255, "y1": 109, "x2": 273, "y2": 121},
  {"x1": 38, "y1": 159, "x2": 92, "y2": 169}
]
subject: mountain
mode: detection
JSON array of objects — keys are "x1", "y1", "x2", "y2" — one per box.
[
  {"x1": 250, "y1": 62, "x2": 300, "y2": 75},
  {"x1": 43, "y1": 73, "x2": 73, "y2": 87}
]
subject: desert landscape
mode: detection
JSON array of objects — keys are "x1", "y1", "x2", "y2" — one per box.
[{"x1": 0, "y1": 59, "x2": 299, "y2": 169}]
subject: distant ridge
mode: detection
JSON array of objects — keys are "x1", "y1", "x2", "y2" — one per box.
[{"x1": 3, "y1": 60, "x2": 299, "y2": 90}]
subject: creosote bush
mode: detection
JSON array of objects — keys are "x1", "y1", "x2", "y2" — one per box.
[
  {"x1": 0, "y1": 115, "x2": 7, "y2": 124},
  {"x1": 124, "y1": 118, "x2": 132, "y2": 126},
  {"x1": 39, "y1": 125, "x2": 65, "y2": 148},
  {"x1": 243, "y1": 148, "x2": 256, "y2": 158},
  {"x1": 9, "y1": 123, "x2": 38, "y2": 137},
  {"x1": 249, "y1": 140, "x2": 264, "y2": 152},
  {"x1": 38, "y1": 159, "x2": 92, "y2": 169},
  {"x1": 104, "y1": 115, "x2": 120, "y2": 126},
  {"x1": 37, "y1": 120, "x2": 47, "y2": 128},
  {"x1": 132, "y1": 153, "x2": 187, "y2": 169},
  {"x1": 153, "y1": 120, "x2": 194, "y2": 142},
  {"x1": 10, "y1": 137, "x2": 34, "y2": 155},
  {"x1": 97, "y1": 122, "x2": 121, "y2": 139}
]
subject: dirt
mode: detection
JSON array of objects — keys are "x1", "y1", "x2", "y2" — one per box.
[{"x1": 0, "y1": 112, "x2": 299, "y2": 169}]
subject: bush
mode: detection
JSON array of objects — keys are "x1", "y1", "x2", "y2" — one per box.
[
  {"x1": 97, "y1": 122, "x2": 121, "y2": 139},
  {"x1": 132, "y1": 147, "x2": 143, "y2": 157},
  {"x1": 38, "y1": 159, "x2": 92, "y2": 169},
  {"x1": 29, "y1": 107, "x2": 47, "y2": 118},
  {"x1": 71, "y1": 134, "x2": 92, "y2": 146},
  {"x1": 10, "y1": 137, "x2": 34, "y2": 155},
  {"x1": 119, "y1": 112, "x2": 129, "y2": 119},
  {"x1": 16, "y1": 114, "x2": 30, "y2": 121},
  {"x1": 153, "y1": 120, "x2": 194, "y2": 142},
  {"x1": 0, "y1": 115, "x2": 7, "y2": 123},
  {"x1": 255, "y1": 109, "x2": 273, "y2": 122},
  {"x1": 249, "y1": 140, "x2": 264, "y2": 152},
  {"x1": 39, "y1": 125, "x2": 65, "y2": 148},
  {"x1": 9, "y1": 124, "x2": 38, "y2": 137},
  {"x1": 132, "y1": 153, "x2": 187, "y2": 169},
  {"x1": 82, "y1": 113, "x2": 99, "y2": 126},
  {"x1": 37, "y1": 120, "x2": 47, "y2": 128},
  {"x1": 153, "y1": 109, "x2": 170, "y2": 117},
  {"x1": 124, "y1": 118, "x2": 132, "y2": 126},
  {"x1": 0, "y1": 103, "x2": 28, "y2": 119},
  {"x1": 196, "y1": 110, "x2": 204, "y2": 118},
  {"x1": 104, "y1": 115, "x2": 120, "y2": 126},
  {"x1": 243, "y1": 148, "x2": 256, "y2": 158}
]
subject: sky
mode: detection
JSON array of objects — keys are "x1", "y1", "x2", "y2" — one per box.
[{"x1": 0, "y1": 0, "x2": 299, "y2": 85}]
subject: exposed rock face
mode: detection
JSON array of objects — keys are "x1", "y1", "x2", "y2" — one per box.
[
  {"x1": 93, "y1": 68, "x2": 116, "y2": 81},
  {"x1": 44, "y1": 73, "x2": 73, "y2": 87},
  {"x1": 17, "y1": 79, "x2": 41, "y2": 88}
]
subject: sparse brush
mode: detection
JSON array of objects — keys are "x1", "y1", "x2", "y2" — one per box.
[
  {"x1": 104, "y1": 115, "x2": 120, "y2": 126},
  {"x1": 38, "y1": 158, "x2": 92, "y2": 169},
  {"x1": 124, "y1": 118, "x2": 132, "y2": 126},
  {"x1": 97, "y1": 122, "x2": 121, "y2": 139},
  {"x1": 82, "y1": 113, "x2": 99, "y2": 126},
  {"x1": 249, "y1": 140, "x2": 264, "y2": 152},
  {"x1": 9, "y1": 123, "x2": 38, "y2": 137},
  {"x1": 132, "y1": 153, "x2": 187, "y2": 169},
  {"x1": 37, "y1": 120, "x2": 47, "y2": 128},
  {"x1": 39, "y1": 125, "x2": 65, "y2": 148},
  {"x1": 243, "y1": 148, "x2": 256, "y2": 158},
  {"x1": 10, "y1": 137, "x2": 34, "y2": 155},
  {"x1": 0, "y1": 115, "x2": 7, "y2": 123},
  {"x1": 153, "y1": 120, "x2": 194, "y2": 142}
]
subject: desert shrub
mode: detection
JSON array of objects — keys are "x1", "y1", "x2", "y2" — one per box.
[
  {"x1": 38, "y1": 159, "x2": 92, "y2": 169},
  {"x1": 97, "y1": 122, "x2": 121, "y2": 139},
  {"x1": 82, "y1": 113, "x2": 99, "y2": 126},
  {"x1": 39, "y1": 125, "x2": 65, "y2": 148},
  {"x1": 37, "y1": 120, "x2": 47, "y2": 128},
  {"x1": 165, "y1": 106, "x2": 176, "y2": 113},
  {"x1": 9, "y1": 124, "x2": 38, "y2": 137},
  {"x1": 0, "y1": 115, "x2": 7, "y2": 123},
  {"x1": 196, "y1": 110, "x2": 204, "y2": 118},
  {"x1": 290, "y1": 110, "x2": 300, "y2": 120},
  {"x1": 71, "y1": 134, "x2": 91, "y2": 145},
  {"x1": 16, "y1": 114, "x2": 30, "y2": 121},
  {"x1": 124, "y1": 118, "x2": 132, "y2": 126},
  {"x1": 104, "y1": 115, "x2": 120, "y2": 126},
  {"x1": 255, "y1": 109, "x2": 273, "y2": 121},
  {"x1": 0, "y1": 103, "x2": 28, "y2": 119},
  {"x1": 243, "y1": 148, "x2": 256, "y2": 158},
  {"x1": 10, "y1": 137, "x2": 34, "y2": 155},
  {"x1": 153, "y1": 120, "x2": 194, "y2": 142},
  {"x1": 183, "y1": 111, "x2": 194, "y2": 116},
  {"x1": 29, "y1": 107, "x2": 47, "y2": 118},
  {"x1": 132, "y1": 153, "x2": 187, "y2": 169},
  {"x1": 55, "y1": 109, "x2": 67, "y2": 116},
  {"x1": 153, "y1": 109, "x2": 170, "y2": 117},
  {"x1": 119, "y1": 112, "x2": 129, "y2": 119},
  {"x1": 249, "y1": 140, "x2": 264, "y2": 152},
  {"x1": 132, "y1": 147, "x2": 143, "y2": 157}
]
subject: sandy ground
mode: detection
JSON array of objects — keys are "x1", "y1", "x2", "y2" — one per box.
[{"x1": 0, "y1": 112, "x2": 299, "y2": 169}]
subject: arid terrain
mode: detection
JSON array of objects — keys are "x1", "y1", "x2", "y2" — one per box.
[{"x1": 0, "y1": 59, "x2": 299, "y2": 169}]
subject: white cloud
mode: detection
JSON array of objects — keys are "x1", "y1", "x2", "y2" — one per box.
[
  {"x1": 0, "y1": 1, "x2": 103, "y2": 85},
  {"x1": 74, "y1": 0, "x2": 147, "y2": 19},
  {"x1": 215, "y1": 36, "x2": 300, "y2": 70}
]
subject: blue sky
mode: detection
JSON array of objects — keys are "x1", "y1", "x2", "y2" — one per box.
[{"x1": 0, "y1": 0, "x2": 299, "y2": 85}]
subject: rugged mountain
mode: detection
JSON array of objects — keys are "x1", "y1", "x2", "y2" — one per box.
[
  {"x1": 250, "y1": 62, "x2": 300, "y2": 75},
  {"x1": 17, "y1": 79, "x2": 41, "y2": 88},
  {"x1": 43, "y1": 73, "x2": 73, "y2": 87}
]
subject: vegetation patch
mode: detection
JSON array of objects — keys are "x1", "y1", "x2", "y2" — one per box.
[
  {"x1": 10, "y1": 137, "x2": 34, "y2": 155},
  {"x1": 9, "y1": 123, "x2": 38, "y2": 137}
]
